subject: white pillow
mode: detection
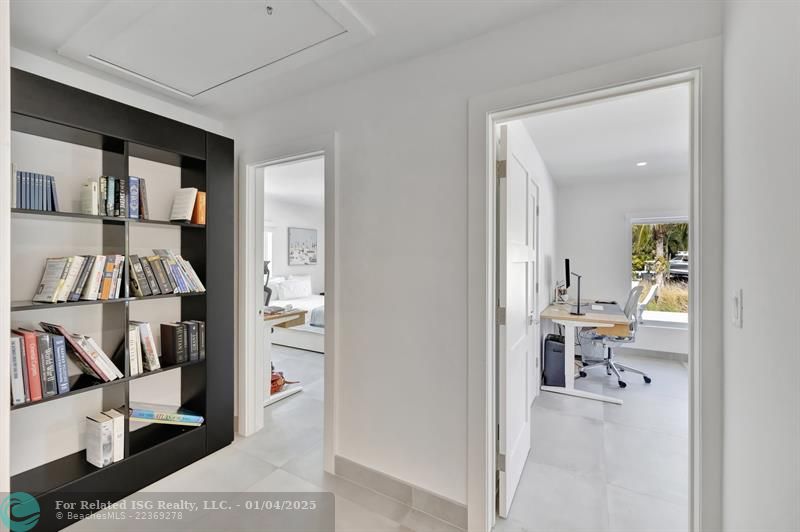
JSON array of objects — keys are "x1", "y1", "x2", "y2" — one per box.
[{"x1": 276, "y1": 277, "x2": 312, "y2": 300}]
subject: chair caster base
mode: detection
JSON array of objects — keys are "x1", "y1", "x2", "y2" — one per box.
[
  {"x1": 643, "y1": 376, "x2": 652, "y2": 384},
  {"x1": 579, "y1": 371, "x2": 587, "y2": 378},
  {"x1": 618, "y1": 380, "x2": 627, "y2": 388}
]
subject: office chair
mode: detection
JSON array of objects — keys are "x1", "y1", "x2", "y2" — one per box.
[
  {"x1": 578, "y1": 285, "x2": 652, "y2": 388},
  {"x1": 637, "y1": 283, "x2": 658, "y2": 323}
]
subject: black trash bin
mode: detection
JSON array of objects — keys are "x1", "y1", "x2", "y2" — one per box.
[{"x1": 543, "y1": 333, "x2": 566, "y2": 387}]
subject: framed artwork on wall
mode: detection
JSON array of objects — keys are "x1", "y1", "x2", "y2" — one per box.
[{"x1": 288, "y1": 227, "x2": 318, "y2": 265}]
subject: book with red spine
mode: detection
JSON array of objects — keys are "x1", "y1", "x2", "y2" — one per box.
[{"x1": 12, "y1": 329, "x2": 43, "y2": 401}]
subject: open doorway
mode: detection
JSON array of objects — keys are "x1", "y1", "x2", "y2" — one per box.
[
  {"x1": 262, "y1": 155, "x2": 326, "y2": 410},
  {"x1": 237, "y1": 134, "x2": 336, "y2": 479},
  {"x1": 492, "y1": 78, "x2": 695, "y2": 531}
]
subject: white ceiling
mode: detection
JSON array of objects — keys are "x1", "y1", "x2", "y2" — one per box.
[
  {"x1": 10, "y1": 0, "x2": 561, "y2": 119},
  {"x1": 521, "y1": 83, "x2": 691, "y2": 186},
  {"x1": 264, "y1": 156, "x2": 324, "y2": 210}
]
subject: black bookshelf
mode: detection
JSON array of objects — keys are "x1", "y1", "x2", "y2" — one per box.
[{"x1": 9, "y1": 68, "x2": 234, "y2": 531}]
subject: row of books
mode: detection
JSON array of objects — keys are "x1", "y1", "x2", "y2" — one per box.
[
  {"x1": 129, "y1": 402, "x2": 204, "y2": 427},
  {"x1": 86, "y1": 409, "x2": 125, "y2": 468},
  {"x1": 33, "y1": 255, "x2": 126, "y2": 303},
  {"x1": 127, "y1": 320, "x2": 205, "y2": 377},
  {"x1": 129, "y1": 250, "x2": 206, "y2": 297},
  {"x1": 31, "y1": 250, "x2": 204, "y2": 304},
  {"x1": 81, "y1": 175, "x2": 150, "y2": 219},
  {"x1": 10, "y1": 323, "x2": 123, "y2": 405},
  {"x1": 14, "y1": 171, "x2": 60, "y2": 211}
]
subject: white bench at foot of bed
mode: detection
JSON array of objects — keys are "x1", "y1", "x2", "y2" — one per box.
[{"x1": 272, "y1": 324, "x2": 325, "y2": 353}]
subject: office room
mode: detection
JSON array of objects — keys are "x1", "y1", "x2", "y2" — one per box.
[{"x1": 494, "y1": 82, "x2": 692, "y2": 530}]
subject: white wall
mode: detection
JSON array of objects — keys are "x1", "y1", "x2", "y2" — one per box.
[
  {"x1": 556, "y1": 175, "x2": 689, "y2": 354},
  {"x1": 556, "y1": 175, "x2": 688, "y2": 303},
  {"x1": 233, "y1": 1, "x2": 721, "y2": 504},
  {"x1": 264, "y1": 198, "x2": 325, "y2": 294},
  {"x1": 722, "y1": 2, "x2": 800, "y2": 530},
  {"x1": 0, "y1": 0, "x2": 12, "y2": 492}
]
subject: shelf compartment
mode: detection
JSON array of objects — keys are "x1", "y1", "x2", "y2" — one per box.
[
  {"x1": 11, "y1": 208, "x2": 205, "y2": 229},
  {"x1": 11, "y1": 375, "x2": 127, "y2": 412},
  {"x1": 129, "y1": 423, "x2": 205, "y2": 458},
  {"x1": 129, "y1": 358, "x2": 205, "y2": 383},
  {"x1": 11, "y1": 424, "x2": 206, "y2": 498}
]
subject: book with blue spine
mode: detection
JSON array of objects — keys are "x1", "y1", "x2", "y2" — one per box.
[
  {"x1": 129, "y1": 402, "x2": 204, "y2": 426},
  {"x1": 36, "y1": 173, "x2": 44, "y2": 210},
  {"x1": 50, "y1": 334, "x2": 71, "y2": 394},
  {"x1": 106, "y1": 176, "x2": 116, "y2": 217},
  {"x1": 128, "y1": 176, "x2": 140, "y2": 219},
  {"x1": 44, "y1": 175, "x2": 52, "y2": 211},
  {"x1": 15, "y1": 171, "x2": 21, "y2": 209}
]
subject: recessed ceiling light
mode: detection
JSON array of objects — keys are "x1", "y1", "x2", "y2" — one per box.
[{"x1": 636, "y1": 161, "x2": 648, "y2": 167}]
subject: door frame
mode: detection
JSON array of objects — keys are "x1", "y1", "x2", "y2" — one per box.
[
  {"x1": 237, "y1": 132, "x2": 338, "y2": 473},
  {"x1": 468, "y1": 40, "x2": 723, "y2": 532}
]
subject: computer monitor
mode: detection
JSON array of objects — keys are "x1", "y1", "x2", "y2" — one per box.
[{"x1": 564, "y1": 258, "x2": 571, "y2": 289}]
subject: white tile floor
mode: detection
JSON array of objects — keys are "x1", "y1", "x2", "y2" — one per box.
[
  {"x1": 495, "y1": 353, "x2": 689, "y2": 532},
  {"x1": 68, "y1": 349, "x2": 686, "y2": 532},
  {"x1": 69, "y1": 346, "x2": 459, "y2": 532}
]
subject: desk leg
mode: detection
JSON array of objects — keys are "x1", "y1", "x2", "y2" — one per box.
[{"x1": 540, "y1": 323, "x2": 623, "y2": 405}]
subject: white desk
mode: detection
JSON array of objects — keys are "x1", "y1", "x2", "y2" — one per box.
[{"x1": 540, "y1": 302, "x2": 630, "y2": 405}]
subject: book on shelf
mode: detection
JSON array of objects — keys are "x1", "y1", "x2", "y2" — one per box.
[
  {"x1": 12, "y1": 329, "x2": 43, "y2": 402},
  {"x1": 106, "y1": 176, "x2": 116, "y2": 217},
  {"x1": 103, "y1": 409, "x2": 125, "y2": 463},
  {"x1": 139, "y1": 177, "x2": 150, "y2": 220},
  {"x1": 128, "y1": 176, "x2": 140, "y2": 220},
  {"x1": 36, "y1": 332, "x2": 58, "y2": 398},
  {"x1": 80, "y1": 180, "x2": 99, "y2": 216},
  {"x1": 85, "y1": 413, "x2": 113, "y2": 468},
  {"x1": 127, "y1": 323, "x2": 143, "y2": 377},
  {"x1": 98, "y1": 176, "x2": 107, "y2": 216},
  {"x1": 81, "y1": 255, "x2": 106, "y2": 301},
  {"x1": 160, "y1": 323, "x2": 187, "y2": 365},
  {"x1": 50, "y1": 333, "x2": 71, "y2": 395},
  {"x1": 14, "y1": 170, "x2": 59, "y2": 212},
  {"x1": 10, "y1": 335, "x2": 26, "y2": 405},
  {"x1": 128, "y1": 255, "x2": 151, "y2": 297},
  {"x1": 129, "y1": 402, "x2": 204, "y2": 427},
  {"x1": 118, "y1": 177, "x2": 127, "y2": 218},
  {"x1": 138, "y1": 256, "x2": 161, "y2": 296},
  {"x1": 39, "y1": 322, "x2": 117, "y2": 383},
  {"x1": 131, "y1": 321, "x2": 160, "y2": 371},
  {"x1": 191, "y1": 191, "x2": 206, "y2": 225},
  {"x1": 32, "y1": 257, "x2": 69, "y2": 303},
  {"x1": 169, "y1": 187, "x2": 198, "y2": 222}
]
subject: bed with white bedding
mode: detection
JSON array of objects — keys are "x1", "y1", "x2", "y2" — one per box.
[{"x1": 267, "y1": 276, "x2": 324, "y2": 353}]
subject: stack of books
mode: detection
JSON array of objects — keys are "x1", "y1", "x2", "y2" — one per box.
[
  {"x1": 32, "y1": 255, "x2": 126, "y2": 303},
  {"x1": 14, "y1": 170, "x2": 59, "y2": 211},
  {"x1": 169, "y1": 187, "x2": 205, "y2": 225},
  {"x1": 82, "y1": 175, "x2": 150, "y2": 219},
  {"x1": 128, "y1": 250, "x2": 205, "y2": 297},
  {"x1": 129, "y1": 402, "x2": 204, "y2": 427},
  {"x1": 10, "y1": 323, "x2": 123, "y2": 405},
  {"x1": 86, "y1": 409, "x2": 124, "y2": 468}
]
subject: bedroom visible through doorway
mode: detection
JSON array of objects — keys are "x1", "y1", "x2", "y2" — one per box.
[{"x1": 262, "y1": 155, "x2": 326, "y2": 409}]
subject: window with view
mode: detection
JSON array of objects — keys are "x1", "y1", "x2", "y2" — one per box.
[{"x1": 631, "y1": 221, "x2": 689, "y2": 323}]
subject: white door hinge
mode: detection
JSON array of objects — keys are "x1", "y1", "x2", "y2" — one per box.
[
  {"x1": 497, "y1": 306, "x2": 506, "y2": 325},
  {"x1": 497, "y1": 452, "x2": 506, "y2": 473}
]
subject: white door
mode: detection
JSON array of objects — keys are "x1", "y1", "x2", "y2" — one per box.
[{"x1": 496, "y1": 124, "x2": 535, "y2": 518}]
